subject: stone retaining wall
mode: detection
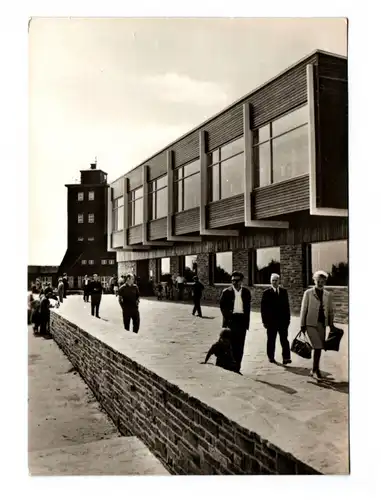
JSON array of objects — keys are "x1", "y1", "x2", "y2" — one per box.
[{"x1": 50, "y1": 311, "x2": 319, "y2": 475}]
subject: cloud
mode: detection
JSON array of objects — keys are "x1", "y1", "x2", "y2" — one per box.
[{"x1": 141, "y1": 73, "x2": 229, "y2": 107}]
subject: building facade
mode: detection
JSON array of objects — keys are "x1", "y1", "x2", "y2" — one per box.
[
  {"x1": 28, "y1": 265, "x2": 59, "y2": 289},
  {"x1": 58, "y1": 163, "x2": 117, "y2": 290},
  {"x1": 108, "y1": 50, "x2": 349, "y2": 323}
]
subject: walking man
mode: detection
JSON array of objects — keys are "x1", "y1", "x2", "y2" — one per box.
[
  {"x1": 62, "y1": 273, "x2": 68, "y2": 299},
  {"x1": 260, "y1": 273, "x2": 291, "y2": 364},
  {"x1": 118, "y1": 273, "x2": 140, "y2": 333},
  {"x1": 89, "y1": 273, "x2": 103, "y2": 318},
  {"x1": 219, "y1": 271, "x2": 251, "y2": 373},
  {"x1": 192, "y1": 276, "x2": 204, "y2": 317}
]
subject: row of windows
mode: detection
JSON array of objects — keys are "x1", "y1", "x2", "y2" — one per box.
[
  {"x1": 81, "y1": 259, "x2": 115, "y2": 265},
  {"x1": 77, "y1": 236, "x2": 95, "y2": 242},
  {"x1": 111, "y1": 104, "x2": 311, "y2": 228},
  {"x1": 78, "y1": 191, "x2": 95, "y2": 201},
  {"x1": 152, "y1": 240, "x2": 348, "y2": 287},
  {"x1": 78, "y1": 213, "x2": 95, "y2": 224}
]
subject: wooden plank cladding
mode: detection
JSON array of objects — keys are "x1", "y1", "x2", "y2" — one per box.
[
  {"x1": 128, "y1": 167, "x2": 143, "y2": 191},
  {"x1": 253, "y1": 175, "x2": 310, "y2": 219},
  {"x1": 128, "y1": 225, "x2": 143, "y2": 245},
  {"x1": 174, "y1": 207, "x2": 200, "y2": 235},
  {"x1": 248, "y1": 57, "x2": 317, "y2": 129},
  {"x1": 207, "y1": 194, "x2": 245, "y2": 229},
  {"x1": 207, "y1": 106, "x2": 243, "y2": 152},
  {"x1": 147, "y1": 152, "x2": 167, "y2": 181},
  {"x1": 147, "y1": 217, "x2": 167, "y2": 240},
  {"x1": 112, "y1": 231, "x2": 124, "y2": 248},
  {"x1": 317, "y1": 52, "x2": 347, "y2": 80},
  {"x1": 172, "y1": 130, "x2": 199, "y2": 167},
  {"x1": 112, "y1": 177, "x2": 124, "y2": 199}
]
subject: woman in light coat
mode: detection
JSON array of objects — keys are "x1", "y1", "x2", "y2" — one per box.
[{"x1": 300, "y1": 270, "x2": 334, "y2": 380}]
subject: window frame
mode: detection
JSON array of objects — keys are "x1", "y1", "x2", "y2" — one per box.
[
  {"x1": 305, "y1": 239, "x2": 348, "y2": 287},
  {"x1": 88, "y1": 213, "x2": 95, "y2": 224},
  {"x1": 128, "y1": 187, "x2": 144, "y2": 227},
  {"x1": 207, "y1": 136, "x2": 244, "y2": 202},
  {"x1": 148, "y1": 174, "x2": 168, "y2": 220},
  {"x1": 173, "y1": 159, "x2": 201, "y2": 212},
  {"x1": 112, "y1": 196, "x2": 124, "y2": 232},
  {"x1": 81, "y1": 259, "x2": 87, "y2": 265},
  {"x1": 77, "y1": 236, "x2": 84, "y2": 242},
  {"x1": 88, "y1": 191, "x2": 95, "y2": 201},
  {"x1": 108, "y1": 259, "x2": 115, "y2": 265},
  {"x1": 88, "y1": 259, "x2": 95, "y2": 265},
  {"x1": 252, "y1": 104, "x2": 309, "y2": 188},
  {"x1": 77, "y1": 213, "x2": 84, "y2": 224},
  {"x1": 77, "y1": 192, "x2": 84, "y2": 201},
  {"x1": 101, "y1": 259, "x2": 108, "y2": 265},
  {"x1": 212, "y1": 251, "x2": 233, "y2": 285},
  {"x1": 88, "y1": 236, "x2": 95, "y2": 242},
  {"x1": 252, "y1": 246, "x2": 281, "y2": 285}
]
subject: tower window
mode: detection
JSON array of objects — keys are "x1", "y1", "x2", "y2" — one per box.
[
  {"x1": 88, "y1": 191, "x2": 95, "y2": 201},
  {"x1": 88, "y1": 213, "x2": 95, "y2": 223},
  {"x1": 78, "y1": 192, "x2": 84, "y2": 201}
]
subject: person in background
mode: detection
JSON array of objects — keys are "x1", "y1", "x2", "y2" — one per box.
[
  {"x1": 57, "y1": 277, "x2": 65, "y2": 303},
  {"x1": 156, "y1": 281, "x2": 163, "y2": 300},
  {"x1": 260, "y1": 273, "x2": 291, "y2": 365},
  {"x1": 28, "y1": 285, "x2": 41, "y2": 334},
  {"x1": 88, "y1": 274, "x2": 103, "y2": 318},
  {"x1": 35, "y1": 279, "x2": 42, "y2": 295},
  {"x1": 201, "y1": 328, "x2": 239, "y2": 374},
  {"x1": 176, "y1": 274, "x2": 186, "y2": 300},
  {"x1": 62, "y1": 273, "x2": 68, "y2": 299},
  {"x1": 219, "y1": 271, "x2": 252, "y2": 373},
  {"x1": 109, "y1": 275, "x2": 117, "y2": 295},
  {"x1": 39, "y1": 291, "x2": 54, "y2": 337},
  {"x1": 83, "y1": 274, "x2": 90, "y2": 302},
  {"x1": 300, "y1": 270, "x2": 334, "y2": 380},
  {"x1": 118, "y1": 273, "x2": 140, "y2": 333},
  {"x1": 192, "y1": 276, "x2": 204, "y2": 317}
]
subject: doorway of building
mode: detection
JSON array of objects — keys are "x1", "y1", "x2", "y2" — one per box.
[{"x1": 136, "y1": 260, "x2": 153, "y2": 296}]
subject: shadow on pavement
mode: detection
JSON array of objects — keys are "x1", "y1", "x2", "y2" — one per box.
[
  {"x1": 307, "y1": 380, "x2": 349, "y2": 394},
  {"x1": 199, "y1": 316, "x2": 216, "y2": 320},
  {"x1": 283, "y1": 365, "x2": 333, "y2": 379},
  {"x1": 254, "y1": 379, "x2": 298, "y2": 395}
]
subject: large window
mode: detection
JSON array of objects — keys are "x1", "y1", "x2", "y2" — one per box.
[
  {"x1": 149, "y1": 175, "x2": 168, "y2": 220},
  {"x1": 129, "y1": 187, "x2": 144, "y2": 226},
  {"x1": 208, "y1": 137, "x2": 244, "y2": 201},
  {"x1": 160, "y1": 257, "x2": 171, "y2": 281},
  {"x1": 214, "y1": 251, "x2": 233, "y2": 284},
  {"x1": 174, "y1": 159, "x2": 200, "y2": 212},
  {"x1": 112, "y1": 196, "x2": 124, "y2": 231},
  {"x1": 307, "y1": 240, "x2": 348, "y2": 286},
  {"x1": 179, "y1": 255, "x2": 197, "y2": 281},
  {"x1": 253, "y1": 105, "x2": 309, "y2": 187},
  {"x1": 254, "y1": 247, "x2": 281, "y2": 285}
]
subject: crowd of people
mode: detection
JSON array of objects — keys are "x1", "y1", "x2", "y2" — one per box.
[{"x1": 29, "y1": 267, "x2": 341, "y2": 381}]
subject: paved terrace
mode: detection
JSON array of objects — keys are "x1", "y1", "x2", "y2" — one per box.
[{"x1": 53, "y1": 295, "x2": 349, "y2": 474}]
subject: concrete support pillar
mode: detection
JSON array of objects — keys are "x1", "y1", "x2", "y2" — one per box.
[
  {"x1": 167, "y1": 150, "x2": 174, "y2": 239},
  {"x1": 142, "y1": 164, "x2": 149, "y2": 244},
  {"x1": 107, "y1": 186, "x2": 113, "y2": 252},
  {"x1": 123, "y1": 177, "x2": 129, "y2": 248},
  {"x1": 243, "y1": 102, "x2": 254, "y2": 224},
  {"x1": 199, "y1": 130, "x2": 208, "y2": 233}
]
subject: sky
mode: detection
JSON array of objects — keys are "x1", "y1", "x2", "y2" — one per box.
[{"x1": 28, "y1": 17, "x2": 347, "y2": 265}]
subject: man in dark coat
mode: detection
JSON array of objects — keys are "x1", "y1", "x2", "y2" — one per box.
[
  {"x1": 62, "y1": 273, "x2": 69, "y2": 299},
  {"x1": 192, "y1": 276, "x2": 204, "y2": 317},
  {"x1": 118, "y1": 273, "x2": 140, "y2": 333},
  {"x1": 88, "y1": 273, "x2": 103, "y2": 318},
  {"x1": 260, "y1": 273, "x2": 291, "y2": 364},
  {"x1": 219, "y1": 271, "x2": 251, "y2": 372}
]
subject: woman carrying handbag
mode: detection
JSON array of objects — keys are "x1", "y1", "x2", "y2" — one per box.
[{"x1": 300, "y1": 270, "x2": 334, "y2": 380}]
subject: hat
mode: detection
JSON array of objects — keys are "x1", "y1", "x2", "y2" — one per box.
[{"x1": 313, "y1": 270, "x2": 328, "y2": 280}]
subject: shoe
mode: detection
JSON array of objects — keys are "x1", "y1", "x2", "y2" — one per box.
[
  {"x1": 310, "y1": 370, "x2": 323, "y2": 380},
  {"x1": 268, "y1": 358, "x2": 276, "y2": 363},
  {"x1": 283, "y1": 359, "x2": 292, "y2": 365}
]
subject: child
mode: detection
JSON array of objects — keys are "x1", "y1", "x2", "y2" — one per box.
[{"x1": 201, "y1": 328, "x2": 240, "y2": 374}]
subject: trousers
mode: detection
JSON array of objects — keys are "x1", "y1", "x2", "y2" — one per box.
[
  {"x1": 192, "y1": 297, "x2": 202, "y2": 317},
  {"x1": 228, "y1": 313, "x2": 247, "y2": 372},
  {"x1": 266, "y1": 326, "x2": 291, "y2": 361},
  {"x1": 122, "y1": 308, "x2": 140, "y2": 333},
  {"x1": 91, "y1": 297, "x2": 101, "y2": 317}
]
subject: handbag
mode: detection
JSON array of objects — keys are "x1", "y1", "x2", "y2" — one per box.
[
  {"x1": 324, "y1": 325, "x2": 344, "y2": 351},
  {"x1": 291, "y1": 330, "x2": 313, "y2": 359}
]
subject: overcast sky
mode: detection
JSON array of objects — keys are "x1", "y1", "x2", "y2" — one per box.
[{"x1": 29, "y1": 17, "x2": 347, "y2": 265}]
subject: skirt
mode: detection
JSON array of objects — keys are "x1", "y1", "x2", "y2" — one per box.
[{"x1": 306, "y1": 323, "x2": 326, "y2": 349}]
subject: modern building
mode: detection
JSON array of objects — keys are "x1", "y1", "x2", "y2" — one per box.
[
  {"x1": 28, "y1": 265, "x2": 59, "y2": 289},
  {"x1": 58, "y1": 162, "x2": 117, "y2": 290},
  {"x1": 107, "y1": 50, "x2": 348, "y2": 322}
]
